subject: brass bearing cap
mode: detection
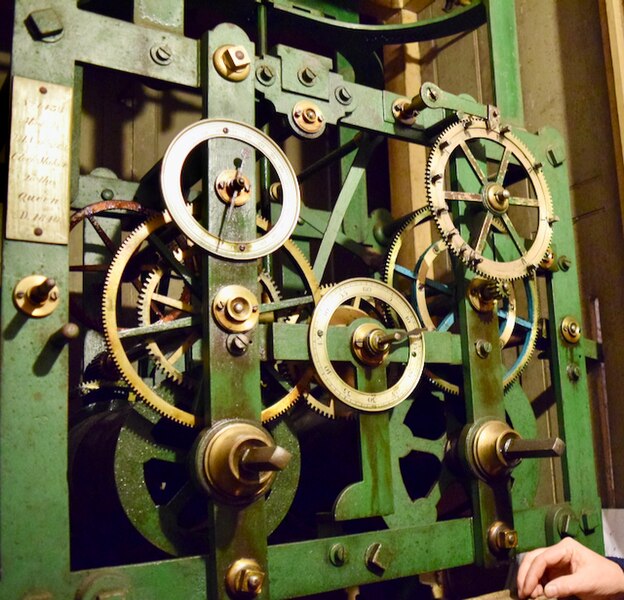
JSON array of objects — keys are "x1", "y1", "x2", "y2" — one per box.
[
  {"x1": 560, "y1": 315, "x2": 581, "y2": 344},
  {"x1": 391, "y1": 97, "x2": 418, "y2": 126},
  {"x1": 482, "y1": 182, "x2": 511, "y2": 215},
  {"x1": 225, "y1": 558, "x2": 265, "y2": 599},
  {"x1": 351, "y1": 323, "x2": 391, "y2": 367},
  {"x1": 13, "y1": 275, "x2": 60, "y2": 318},
  {"x1": 213, "y1": 45, "x2": 251, "y2": 81},
  {"x1": 463, "y1": 419, "x2": 521, "y2": 481},
  {"x1": 292, "y1": 100, "x2": 326, "y2": 138},
  {"x1": 213, "y1": 285, "x2": 259, "y2": 333},
  {"x1": 487, "y1": 521, "x2": 518, "y2": 555},
  {"x1": 215, "y1": 169, "x2": 252, "y2": 207},
  {"x1": 193, "y1": 420, "x2": 291, "y2": 506}
]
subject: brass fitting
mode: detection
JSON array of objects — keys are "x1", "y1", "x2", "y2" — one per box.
[
  {"x1": 215, "y1": 169, "x2": 252, "y2": 207},
  {"x1": 213, "y1": 45, "x2": 251, "y2": 81},
  {"x1": 391, "y1": 97, "x2": 418, "y2": 126},
  {"x1": 213, "y1": 286, "x2": 259, "y2": 333},
  {"x1": 193, "y1": 420, "x2": 291, "y2": 505},
  {"x1": 225, "y1": 558, "x2": 265, "y2": 599},
  {"x1": 13, "y1": 275, "x2": 60, "y2": 318},
  {"x1": 461, "y1": 418, "x2": 564, "y2": 481},
  {"x1": 560, "y1": 315, "x2": 581, "y2": 344},
  {"x1": 487, "y1": 521, "x2": 518, "y2": 554},
  {"x1": 292, "y1": 100, "x2": 326, "y2": 138},
  {"x1": 467, "y1": 278, "x2": 510, "y2": 313},
  {"x1": 352, "y1": 323, "x2": 392, "y2": 367}
]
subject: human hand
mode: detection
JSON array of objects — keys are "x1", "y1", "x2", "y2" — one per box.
[{"x1": 517, "y1": 537, "x2": 624, "y2": 600}]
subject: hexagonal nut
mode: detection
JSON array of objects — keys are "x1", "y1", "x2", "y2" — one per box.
[{"x1": 496, "y1": 528, "x2": 518, "y2": 550}]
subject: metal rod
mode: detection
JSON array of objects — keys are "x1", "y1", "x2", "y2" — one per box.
[{"x1": 297, "y1": 133, "x2": 363, "y2": 183}]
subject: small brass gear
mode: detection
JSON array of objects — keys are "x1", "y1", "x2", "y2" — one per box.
[
  {"x1": 137, "y1": 265, "x2": 199, "y2": 388},
  {"x1": 426, "y1": 119, "x2": 554, "y2": 280}
]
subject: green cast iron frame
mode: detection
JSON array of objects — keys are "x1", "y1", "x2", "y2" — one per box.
[{"x1": 0, "y1": 0, "x2": 603, "y2": 598}]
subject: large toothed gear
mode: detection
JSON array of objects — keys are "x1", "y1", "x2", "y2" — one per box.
[
  {"x1": 102, "y1": 212, "x2": 201, "y2": 427},
  {"x1": 383, "y1": 206, "x2": 540, "y2": 393},
  {"x1": 426, "y1": 119, "x2": 554, "y2": 280},
  {"x1": 103, "y1": 212, "x2": 320, "y2": 427}
]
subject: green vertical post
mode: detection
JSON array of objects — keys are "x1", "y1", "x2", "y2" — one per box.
[
  {"x1": 537, "y1": 131, "x2": 603, "y2": 552},
  {"x1": 0, "y1": 12, "x2": 77, "y2": 594},
  {"x1": 483, "y1": 0, "x2": 524, "y2": 123},
  {"x1": 201, "y1": 25, "x2": 269, "y2": 599}
]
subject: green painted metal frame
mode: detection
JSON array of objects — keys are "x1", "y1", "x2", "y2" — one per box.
[{"x1": 0, "y1": 1, "x2": 604, "y2": 598}]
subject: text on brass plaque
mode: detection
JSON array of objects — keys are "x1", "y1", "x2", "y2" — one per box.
[{"x1": 6, "y1": 76, "x2": 73, "y2": 244}]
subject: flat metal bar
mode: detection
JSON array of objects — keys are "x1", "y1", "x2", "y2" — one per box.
[
  {"x1": 312, "y1": 136, "x2": 380, "y2": 280},
  {"x1": 483, "y1": 0, "x2": 524, "y2": 122},
  {"x1": 268, "y1": 518, "x2": 474, "y2": 598},
  {"x1": 11, "y1": 1, "x2": 197, "y2": 87}
]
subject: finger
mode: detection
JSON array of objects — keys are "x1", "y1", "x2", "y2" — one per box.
[
  {"x1": 543, "y1": 573, "x2": 586, "y2": 599},
  {"x1": 517, "y1": 549, "x2": 546, "y2": 597},
  {"x1": 520, "y1": 542, "x2": 574, "y2": 598}
]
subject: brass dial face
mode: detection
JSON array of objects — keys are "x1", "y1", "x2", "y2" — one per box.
[{"x1": 308, "y1": 278, "x2": 425, "y2": 412}]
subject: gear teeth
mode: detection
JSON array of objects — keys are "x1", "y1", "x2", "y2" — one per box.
[
  {"x1": 101, "y1": 211, "x2": 199, "y2": 429},
  {"x1": 382, "y1": 207, "x2": 434, "y2": 328},
  {"x1": 426, "y1": 118, "x2": 554, "y2": 280},
  {"x1": 137, "y1": 264, "x2": 196, "y2": 389}
]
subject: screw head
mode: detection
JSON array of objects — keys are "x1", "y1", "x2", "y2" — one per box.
[
  {"x1": 329, "y1": 543, "x2": 347, "y2": 566},
  {"x1": 256, "y1": 64, "x2": 275, "y2": 85},
  {"x1": 150, "y1": 44, "x2": 173, "y2": 66},
  {"x1": 298, "y1": 66, "x2": 317, "y2": 86},
  {"x1": 335, "y1": 86, "x2": 353, "y2": 105},
  {"x1": 475, "y1": 339, "x2": 492, "y2": 358}
]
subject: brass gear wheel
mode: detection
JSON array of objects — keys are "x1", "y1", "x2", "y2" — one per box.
[
  {"x1": 426, "y1": 119, "x2": 554, "y2": 280},
  {"x1": 103, "y1": 213, "x2": 320, "y2": 427},
  {"x1": 137, "y1": 264, "x2": 199, "y2": 388},
  {"x1": 102, "y1": 212, "x2": 200, "y2": 427},
  {"x1": 384, "y1": 207, "x2": 539, "y2": 393}
]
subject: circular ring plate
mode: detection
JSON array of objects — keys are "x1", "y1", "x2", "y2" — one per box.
[
  {"x1": 309, "y1": 278, "x2": 425, "y2": 412},
  {"x1": 161, "y1": 119, "x2": 300, "y2": 260}
]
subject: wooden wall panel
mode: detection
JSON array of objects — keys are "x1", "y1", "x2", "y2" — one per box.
[{"x1": 516, "y1": 0, "x2": 624, "y2": 506}]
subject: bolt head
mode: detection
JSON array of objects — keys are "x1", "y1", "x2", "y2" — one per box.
[
  {"x1": 240, "y1": 569, "x2": 264, "y2": 594},
  {"x1": 336, "y1": 86, "x2": 353, "y2": 104},
  {"x1": 224, "y1": 45, "x2": 250, "y2": 70},
  {"x1": 27, "y1": 8, "x2": 64, "y2": 41},
  {"x1": 256, "y1": 64, "x2": 275, "y2": 85},
  {"x1": 329, "y1": 543, "x2": 347, "y2": 566}
]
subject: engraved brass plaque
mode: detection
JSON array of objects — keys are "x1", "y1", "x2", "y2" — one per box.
[{"x1": 6, "y1": 76, "x2": 73, "y2": 244}]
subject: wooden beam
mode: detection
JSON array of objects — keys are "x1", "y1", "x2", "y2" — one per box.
[{"x1": 598, "y1": 0, "x2": 624, "y2": 238}]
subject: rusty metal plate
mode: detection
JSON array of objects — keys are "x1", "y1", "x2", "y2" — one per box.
[{"x1": 6, "y1": 76, "x2": 72, "y2": 244}]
